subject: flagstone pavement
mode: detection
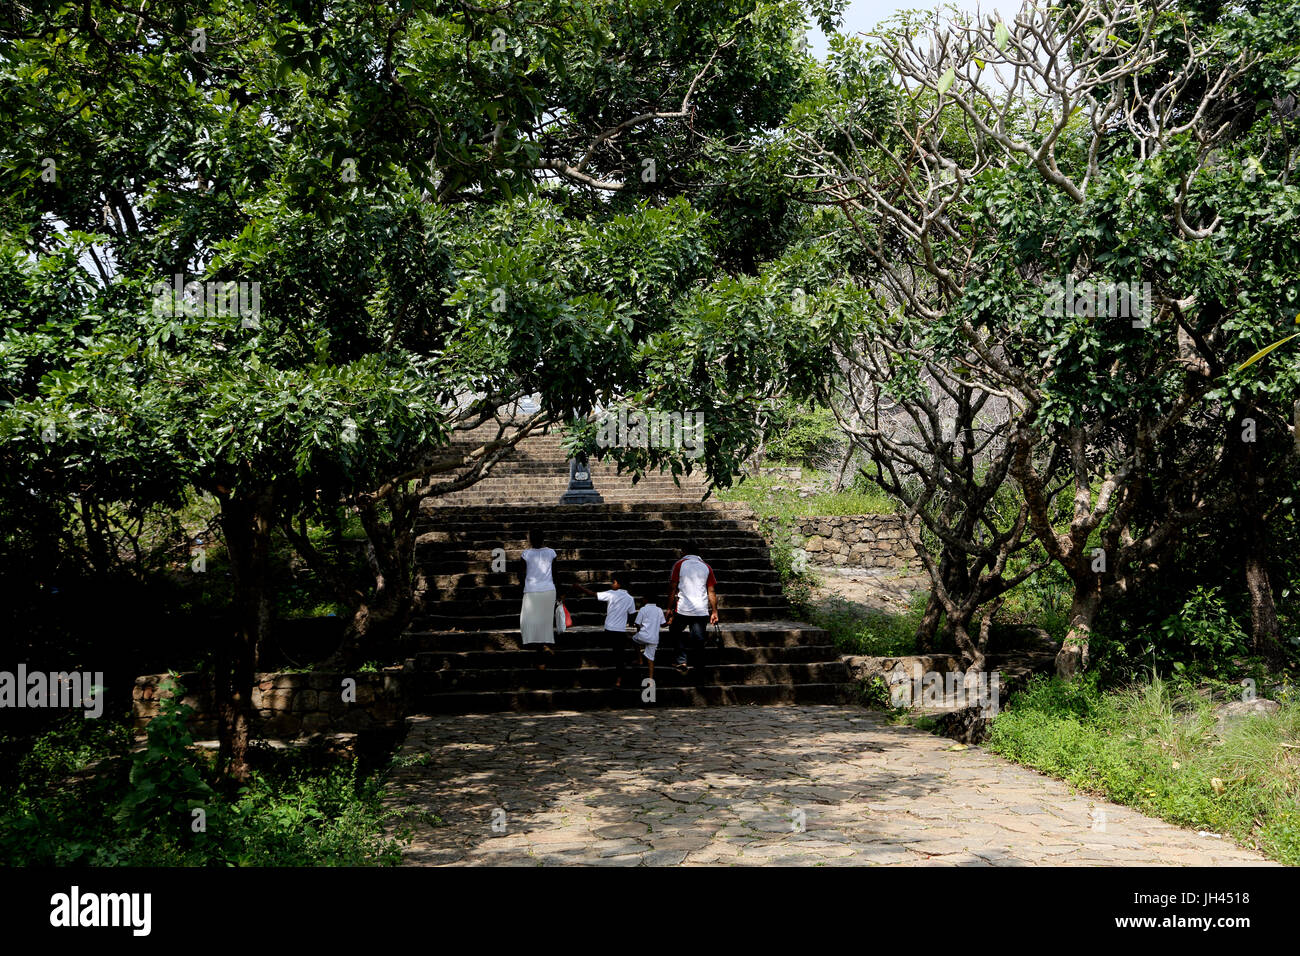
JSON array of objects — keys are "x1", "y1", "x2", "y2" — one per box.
[{"x1": 383, "y1": 705, "x2": 1278, "y2": 866}]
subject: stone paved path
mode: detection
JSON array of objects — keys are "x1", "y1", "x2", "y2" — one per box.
[{"x1": 384, "y1": 705, "x2": 1276, "y2": 866}]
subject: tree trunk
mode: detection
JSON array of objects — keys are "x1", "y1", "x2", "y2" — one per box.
[
  {"x1": 915, "y1": 588, "x2": 944, "y2": 653},
  {"x1": 950, "y1": 618, "x2": 986, "y2": 673},
  {"x1": 328, "y1": 572, "x2": 414, "y2": 670},
  {"x1": 324, "y1": 487, "x2": 419, "y2": 669},
  {"x1": 1234, "y1": 420, "x2": 1283, "y2": 657},
  {"x1": 833, "y1": 445, "x2": 853, "y2": 493},
  {"x1": 1056, "y1": 579, "x2": 1100, "y2": 678},
  {"x1": 1244, "y1": 546, "x2": 1283, "y2": 661},
  {"x1": 79, "y1": 497, "x2": 113, "y2": 574},
  {"x1": 914, "y1": 543, "x2": 968, "y2": 653},
  {"x1": 215, "y1": 489, "x2": 275, "y2": 782}
]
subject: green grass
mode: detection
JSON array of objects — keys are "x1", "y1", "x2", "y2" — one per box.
[
  {"x1": 717, "y1": 472, "x2": 896, "y2": 518},
  {"x1": 808, "y1": 592, "x2": 927, "y2": 656},
  {"x1": 986, "y1": 674, "x2": 1300, "y2": 865}
]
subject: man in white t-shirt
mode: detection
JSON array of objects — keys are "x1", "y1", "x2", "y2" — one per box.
[
  {"x1": 574, "y1": 572, "x2": 638, "y2": 687},
  {"x1": 633, "y1": 603, "x2": 666, "y2": 681},
  {"x1": 666, "y1": 539, "x2": 718, "y2": 674}
]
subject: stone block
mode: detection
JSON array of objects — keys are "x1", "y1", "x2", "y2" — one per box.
[
  {"x1": 300, "y1": 713, "x2": 331, "y2": 735},
  {"x1": 268, "y1": 688, "x2": 294, "y2": 710}
]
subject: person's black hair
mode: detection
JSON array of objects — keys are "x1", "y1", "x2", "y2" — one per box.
[
  {"x1": 682, "y1": 538, "x2": 700, "y2": 556},
  {"x1": 529, "y1": 528, "x2": 545, "y2": 549}
]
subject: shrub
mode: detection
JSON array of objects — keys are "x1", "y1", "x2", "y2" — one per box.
[{"x1": 0, "y1": 697, "x2": 408, "y2": 866}]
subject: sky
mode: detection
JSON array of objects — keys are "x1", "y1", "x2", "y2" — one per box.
[{"x1": 807, "y1": 0, "x2": 1018, "y2": 57}]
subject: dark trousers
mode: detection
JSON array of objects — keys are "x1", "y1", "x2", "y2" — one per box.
[
  {"x1": 605, "y1": 629, "x2": 634, "y2": 678},
  {"x1": 669, "y1": 614, "x2": 709, "y2": 666}
]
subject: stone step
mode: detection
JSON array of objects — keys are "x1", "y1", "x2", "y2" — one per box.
[
  {"x1": 419, "y1": 528, "x2": 764, "y2": 545},
  {"x1": 420, "y1": 524, "x2": 762, "y2": 539},
  {"x1": 433, "y1": 490, "x2": 708, "y2": 501},
  {"x1": 411, "y1": 604, "x2": 789, "y2": 629},
  {"x1": 432, "y1": 491, "x2": 711, "y2": 506},
  {"x1": 416, "y1": 516, "x2": 757, "y2": 532},
  {"x1": 427, "y1": 544, "x2": 768, "y2": 556},
  {"x1": 424, "y1": 569, "x2": 781, "y2": 589},
  {"x1": 422, "y1": 590, "x2": 786, "y2": 610},
  {"x1": 416, "y1": 547, "x2": 775, "y2": 566},
  {"x1": 409, "y1": 662, "x2": 853, "y2": 692},
  {"x1": 421, "y1": 590, "x2": 774, "y2": 606},
  {"x1": 413, "y1": 681, "x2": 854, "y2": 713},
  {"x1": 399, "y1": 624, "x2": 832, "y2": 653},
  {"x1": 431, "y1": 471, "x2": 707, "y2": 486},
  {"x1": 432, "y1": 481, "x2": 706, "y2": 493},
  {"x1": 418, "y1": 502, "x2": 752, "y2": 519},
  {"x1": 406, "y1": 644, "x2": 845, "y2": 669}
]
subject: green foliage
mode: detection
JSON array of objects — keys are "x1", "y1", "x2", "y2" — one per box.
[
  {"x1": 987, "y1": 674, "x2": 1300, "y2": 865},
  {"x1": 809, "y1": 593, "x2": 927, "y2": 656},
  {"x1": 1094, "y1": 573, "x2": 1284, "y2": 682},
  {"x1": 0, "y1": 1, "x2": 837, "y2": 703},
  {"x1": 114, "y1": 677, "x2": 216, "y2": 834},
  {"x1": 763, "y1": 402, "x2": 842, "y2": 467},
  {"x1": 856, "y1": 674, "x2": 896, "y2": 709},
  {"x1": 717, "y1": 472, "x2": 895, "y2": 517},
  {"x1": 212, "y1": 760, "x2": 406, "y2": 867},
  {"x1": 998, "y1": 558, "x2": 1072, "y2": 646},
  {"x1": 780, "y1": 0, "x2": 1300, "y2": 677},
  {"x1": 1149, "y1": 587, "x2": 1251, "y2": 677},
  {"x1": 0, "y1": 711, "x2": 407, "y2": 866},
  {"x1": 3, "y1": 712, "x2": 132, "y2": 792}
]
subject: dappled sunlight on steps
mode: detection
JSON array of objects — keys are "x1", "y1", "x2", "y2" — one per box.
[{"x1": 404, "y1": 502, "x2": 854, "y2": 712}]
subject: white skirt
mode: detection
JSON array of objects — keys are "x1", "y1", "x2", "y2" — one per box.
[{"x1": 520, "y1": 589, "x2": 556, "y2": 644}]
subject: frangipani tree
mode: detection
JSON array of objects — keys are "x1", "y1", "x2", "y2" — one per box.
[{"x1": 788, "y1": 0, "x2": 1300, "y2": 674}]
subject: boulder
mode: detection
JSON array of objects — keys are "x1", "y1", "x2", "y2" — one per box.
[{"x1": 1214, "y1": 697, "x2": 1281, "y2": 733}]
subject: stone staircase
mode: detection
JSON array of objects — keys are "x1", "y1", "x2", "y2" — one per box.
[
  {"x1": 404, "y1": 502, "x2": 854, "y2": 712},
  {"x1": 400, "y1": 425, "x2": 855, "y2": 712},
  {"x1": 431, "y1": 430, "x2": 711, "y2": 506}
]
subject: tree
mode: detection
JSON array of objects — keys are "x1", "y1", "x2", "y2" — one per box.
[
  {"x1": 1, "y1": 0, "x2": 833, "y2": 776},
  {"x1": 787, "y1": 0, "x2": 1300, "y2": 674}
]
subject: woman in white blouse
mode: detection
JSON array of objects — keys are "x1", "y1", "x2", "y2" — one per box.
[{"x1": 520, "y1": 528, "x2": 558, "y2": 667}]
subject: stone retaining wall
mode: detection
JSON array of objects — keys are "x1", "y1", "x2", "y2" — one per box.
[
  {"x1": 791, "y1": 514, "x2": 916, "y2": 570},
  {"x1": 132, "y1": 670, "x2": 408, "y2": 740},
  {"x1": 843, "y1": 654, "x2": 961, "y2": 687}
]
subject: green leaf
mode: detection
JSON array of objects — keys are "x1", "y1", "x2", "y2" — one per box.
[
  {"x1": 937, "y1": 67, "x2": 956, "y2": 94},
  {"x1": 1237, "y1": 331, "x2": 1300, "y2": 371},
  {"x1": 994, "y1": 21, "x2": 1010, "y2": 51}
]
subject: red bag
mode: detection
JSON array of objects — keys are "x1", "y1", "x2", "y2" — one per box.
[{"x1": 564, "y1": 603, "x2": 573, "y2": 628}]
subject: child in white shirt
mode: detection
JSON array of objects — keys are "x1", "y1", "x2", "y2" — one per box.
[
  {"x1": 633, "y1": 603, "x2": 666, "y2": 681},
  {"x1": 574, "y1": 572, "x2": 637, "y2": 688}
]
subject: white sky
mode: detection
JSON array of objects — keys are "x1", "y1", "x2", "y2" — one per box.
[{"x1": 807, "y1": 0, "x2": 1019, "y2": 56}]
